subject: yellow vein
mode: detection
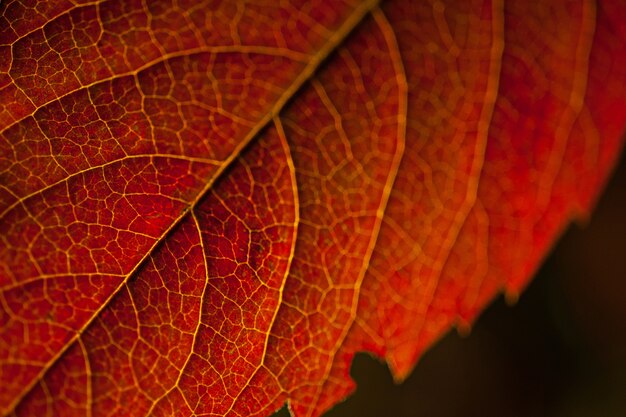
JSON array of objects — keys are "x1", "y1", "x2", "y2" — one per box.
[
  {"x1": 304, "y1": 7, "x2": 408, "y2": 415},
  {"x1": 411, "y1": 0, "x2": 505, "y2": 370},
  {"x1": 222, "y1": 116, "x2": 300, "y2": 415}
]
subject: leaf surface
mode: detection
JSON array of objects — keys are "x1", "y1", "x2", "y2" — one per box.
[{"x1": 1, "y1": 1, "x2": 625, "y2": 416}]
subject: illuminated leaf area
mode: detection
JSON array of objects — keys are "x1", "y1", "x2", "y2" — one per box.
[{"x1": 1, "y1": 1, "x2": 625, "y2": 416}]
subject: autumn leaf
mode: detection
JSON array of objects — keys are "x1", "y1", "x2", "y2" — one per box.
[{"x1": 1, "y1": 0, "x2": 625, "y2": 416}]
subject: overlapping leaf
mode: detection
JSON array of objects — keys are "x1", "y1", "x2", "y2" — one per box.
[{"x1": 1, "y1": 1, "x2": 625, "y2": 416}]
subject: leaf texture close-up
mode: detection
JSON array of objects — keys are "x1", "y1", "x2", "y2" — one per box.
[{"x1": 1, "y1": 1, "x2": 625, "y2": 416}]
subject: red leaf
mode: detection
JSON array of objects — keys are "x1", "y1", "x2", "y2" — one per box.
[{"x1": 1, "y1": 1, "x2": 625, "y2": 416}]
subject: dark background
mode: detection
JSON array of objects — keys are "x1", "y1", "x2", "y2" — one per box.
[{"x1": 276, "y1": 152, "x2": 626, "y2": 417}]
